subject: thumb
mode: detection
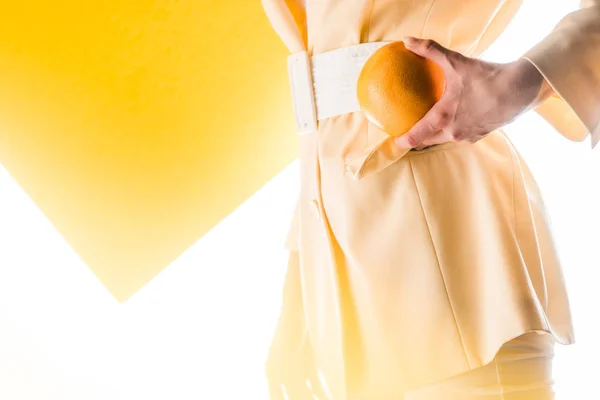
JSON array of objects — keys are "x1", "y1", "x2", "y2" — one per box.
[{"x1": 403, "y1": 37, "x2": 455, "y2": 69}]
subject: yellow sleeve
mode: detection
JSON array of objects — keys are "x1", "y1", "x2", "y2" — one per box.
[
  {"x1": 523, "y1": 0, "x2": 600, "y2": 147},
  {"x1": 261, "y1": 0, "x2": 307, "y2": 53}
]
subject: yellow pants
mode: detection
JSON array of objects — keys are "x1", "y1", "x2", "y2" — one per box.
[{"x1": 403, "y1": 332, "x2": 555, "y2": 400}]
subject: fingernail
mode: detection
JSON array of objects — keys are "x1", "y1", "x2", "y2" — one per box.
[
  {"x1": 403, "y1": 36, "x2": 417, "y2": 47},
  {"x1": 394, "y1": 136, "x2": 409, "y2": 148}
]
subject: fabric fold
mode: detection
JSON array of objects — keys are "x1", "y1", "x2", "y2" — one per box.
[{"x1": 344, "y1": 123, "x2": 412, "y2": 180}]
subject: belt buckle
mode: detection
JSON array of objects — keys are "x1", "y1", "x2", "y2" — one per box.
[{"x1": 287, "y1": 51, "x2": 318, "y2": 135}]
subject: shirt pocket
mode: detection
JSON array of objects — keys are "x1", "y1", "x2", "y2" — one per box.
[{"x1": 343, "y1": 122, "x2": 411, "y2": 180}]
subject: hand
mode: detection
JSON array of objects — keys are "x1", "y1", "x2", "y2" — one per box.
[{"x1": 394, "y1": 37, "x2": 553, "y2": 149}]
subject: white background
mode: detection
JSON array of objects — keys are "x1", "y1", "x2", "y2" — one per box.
[{"x1": 0, "y1": 1, "x2": 598, "y2": 399}]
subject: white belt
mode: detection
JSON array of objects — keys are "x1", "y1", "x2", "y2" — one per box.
[{"x1": 287, "y1": 42, "x2": 390, "y2": 135}]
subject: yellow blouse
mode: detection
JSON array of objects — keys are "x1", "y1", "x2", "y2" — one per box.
[{"x1": 262, "y1": 1, "x2": 599, "y2": 398}]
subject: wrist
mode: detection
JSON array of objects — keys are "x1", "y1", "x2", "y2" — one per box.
[{"x1": 510, "y1": 58, "x2": 553, "y2": 109}]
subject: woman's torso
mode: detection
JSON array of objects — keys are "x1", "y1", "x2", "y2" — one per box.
[{"x1": 263, "y1": 1, "x2": 573, "y2": 398}]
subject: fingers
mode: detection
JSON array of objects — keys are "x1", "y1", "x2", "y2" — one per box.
[
  {"x1": 391, "y1": 37, "x2": 496, "y2": 147},
  {"x1": 419, "y1": 130, "x2": 451, "y2": 148},
  {"x1": 394, "y1": 103, "x2": 453, "y2": 148},
  {"x1": 403, "y1": 36, "x2": 458, "y2": 70},
  {"x1": 392, "y1": 37, "x2": 463, "y2": 149}
]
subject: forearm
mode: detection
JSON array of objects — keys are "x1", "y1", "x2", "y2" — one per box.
[{"x1": 512, "y1": 58, "x2": 555, "y2": 112}]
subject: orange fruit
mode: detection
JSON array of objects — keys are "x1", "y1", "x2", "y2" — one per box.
[{"x1": 357, "y1": 41, "x2": 446, "y2": 137}]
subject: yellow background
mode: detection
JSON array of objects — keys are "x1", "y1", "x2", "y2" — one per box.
[{"x1": 0, "y1": 1, "x2": 295, "y2": 302}]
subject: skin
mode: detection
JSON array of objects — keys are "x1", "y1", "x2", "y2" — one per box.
[{"x1": 394, "y1": 36, "x2": 555, "y2": 150}]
